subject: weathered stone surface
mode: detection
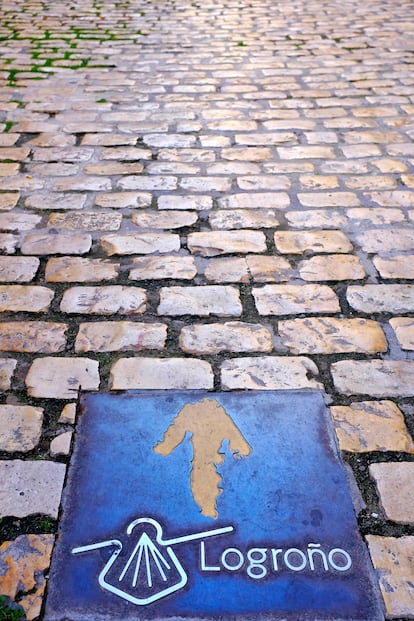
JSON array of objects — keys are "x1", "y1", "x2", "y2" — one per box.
[
  {"x1": 221, "y1": 356, "x2": 322, "y2": 390},
  {"x1": 373, "y1": 255, "x2": 414, "y2": 279},
  {"x1": 0, "y1": 213, "x2": 41, "y2": 231},
  {"x1": 158, "y1": 285, "x2": 242, "y2": 316},
  {"x1": 217, "y1": 193, "x2": 290, "y2": 209},
  {"x1": 369, "y1": 462, "x2": 414, "y2": 523},
  {"x1": 0, "y1": 192, "x2": 19, "y2": 211},
  {"x1": 118, "y1": 175, "x2": 177, "y2": 191},
  {"x1": 25, "y1": 193, "x2": 87, "y2": 211},
  {"x1": 347, "y1": 285, "x2": 414, "y2": 313},
  {"x1": 274, "y1": 230, "x2": 353, "y2": 254},
  {"x1": 101, "y1": 233, "x2": 180, "y2": 255},
  {"x1": 158, "y1": 195, "x2": 213, "y2": 211},
  {"x1": 0, "y1": 461, "x2": 66, "y2": 517},
  {"x1": 0, "y1": 234, "x2": 19, "y2": 254},
  {"x1": 0, "y1": 285, "x2": 54, "y2": 312},
  {"x1": 0, "y1": 321, "x2": 67, "y2": 353},
  {"x1": 60, "y1": 286, "x2": 146, "y2": 315},
  {"x1": 253, "y1": 284, "x2": 340, "y2": 315},
  {"x1": 279, "y1": 317, "x2": 386, "y2": 354},
  {"x1": 331, "y1": 401, "x2": 414, "y2": 453},
  {"x1": 132, "y1": 210, "x2": 197, "y2": 229},
  {"x1": 21, "y1": 232, "x2": 92, "y2": 255},
  {"x1": 0, "y1": 534, "x2": 54, "y2": 621},
  {"x1": 188, "y1": 231, "x2": 266, "y2": 256},
  {"x1": 237, "y1": 175, "x2": 290, "y2": 191},
  {"x1": 367, "y1": 190, "x2": 414, "y2": 207},
  {"x1": 53, "y1": 176, "x2": 111, "y2": 192},
  {"x1": 366, "y1": 536, "x2": 414, "y2": 618},
  {"x1": 129, "y1": 256, "x2": 196, "y2": 280},
  {"x1": 297, "y1": 192, "x2": 359, "y2": 207},
  {"x1": 47, "y1": 212, "x2": 122, "y2": 231},
  {"x1": 0, "y1": 257, "x2": 39, "y2": 282},
  {"x1": 110, "y1": 358, "x2": 214, "y2": 390},
  {"x1": 75, "y1": 321, "x2": 167, "y2": 352},
  {"x1": 355, "y1": 228, "x2": 414, "y2": 253},
  {"x1": 331, "y1": 360, "x2": 414, "y2": 397},
  {"x1": 299, "y1": 255, "x2": 366, "y2": 281},
  {"x1": 180, "y1": 322, "x2": 273, "y2": 354},
  {"x1": 390, "y1": 317, "x2": 414, "y2": 350},
  {"x1": 286, "y1": 210, "x2": 347, "y2": 229},
  {"x1": 247, "y1": 255, "x2": 293, "y2": 282},
  {"x1": 25, "y1": 357, "x2": 100, "y2": 399},
  {"x1": 0, "y1": 405, "x2": 43, "y2": 452},
  {"x1": 45, "y1": 257, "x2": 119, "y2": 282},
  {"x1": 208, "y1": 209, "x2": 280, "y2": 230},
  {"x1": 204, "y1": 257, "x2": 250, "y2": 283},
  {"x1": 50, "y1": 431, "x2": 73, "y2": 457},
  {"x1": 0, "y1": 359, "x2": 17, "y2": 390}
]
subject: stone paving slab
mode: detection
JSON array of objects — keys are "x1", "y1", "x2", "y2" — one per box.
[{"x1": 0, "y1": 0, "x2": 414, "y2": 618}]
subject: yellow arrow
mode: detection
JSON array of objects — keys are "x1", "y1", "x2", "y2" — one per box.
[{"x1": 153, "y1": 398, "x2": 251, "y2": 519}]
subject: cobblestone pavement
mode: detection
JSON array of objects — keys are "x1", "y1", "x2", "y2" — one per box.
[{"x1": 0, "y1": 0, "x2": 414, "y2": 618}]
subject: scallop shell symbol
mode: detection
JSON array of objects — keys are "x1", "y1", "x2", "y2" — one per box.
[{"x1": 72, "y1": 517, "x2": 233, "y2": 606}]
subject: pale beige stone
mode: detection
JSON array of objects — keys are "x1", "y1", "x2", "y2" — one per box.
[
  {"x1": 370, "y1": 462, "x2": 414, "y2": 523},
  {"x1": 129, "y1": 256, "x2": 196, "y2": 280},
  {"x1": 204, "y1": 258, "x2": 250, "y2": 283},
  {"x1": 209, "y1": 210, "x2": 279, "y2": 230},
  {"x1": 45, "y1": 258, "x2": 119, "y2": 282},
  {"x1": 47, "y1": 212, "x2": 122, "y2": 231},
  {"x1": 278, "y1": 146, "x2": 335, "y2": 159},
  {"x1": 0, "y1": 213, "x2": 41, "y2": 232},
  {"x1": 50, "y1": 431, "x2": 73, "y2": 457},
  {"x1": 60, "y1": 286, "x2": 146, "y2": 315},
  {"x1": 247, "y1": 255, "x2": 293, "y2": 282},
  {"x1": 188, "y1": 231, "x2": 266, "y2": 256},
  {"x1": 221, "y1": 357, "x2": 322, "y2": 390},
  {"x1": 0, "y1": 235, "x2": 19, "y2": 254},
  {"x1": 101, "y1": 233, "x2": 180, "y2": 255},
  {"x1": 0, "y1": 359, "x2": 17, "y2": 390},
  {"x1": 374, "y1": 255, "x2": 414, "y2": 279},
  {"x1": 356, "y1": 229, "x2": 414, "y2": 253},
  {"x1": 389, "y1": 317, "x2": 414, "y2": 350},
  {"x1": 237, "y1": 176, "x2": 290, "y2": 191},
  {"x1": 53, "y1": 176, "x2": 111, "y2": 192},
  {"x1": 332, "y1": 399, "x2": 414, "y2": 453},
  {"x1": 179, "y1": 177, "x2": 231, "y2": 192},
  {"x1": 0, "y1": 322, "x2": 67, "y2": 353},
  {"x1": 274, "y1": 230, "x2": 352, "y2": 254},
  {"x1": 100, "y1": 146, "x2": 152, "y2": 160},
  {"x1": 118, "y1": 175, "x2": 177, "y2": 191},
  {"x1": 110, "y1": 358, "x2": 213, "y2": 390},
  {"x1": 25, "y1": 193, "x2": 87, "y2": 211},
  {"x1": 75, "y1": 322, "x2": 167, "y2": 352},
  {"x1": 132, "y1": 211, "x2": 197, "y2": 229},
  {"x1": 0, "y1": 534, "x2": 54, "y2": 621},
  {"x1": 299, "y1": 175, "x2": 339, "y2": 190},
  {"x1": 347, "y1": 208, "x2": 405, "y2": 225},
  {"x1": 59, "y1": 403, "x2": 77, "y2": 424},
  {"x1": 0, "y1": 285, "x2": 54, "y2": 312},
  {"x1": 253, "y1": 284, "x2": 340, "y2": 315},
  {"x1": 347, "y1": 285, "x2": 414, "y2": 313},
  {"x1": 0, "y1": 405, "x2": 44, "y2": 452},
  {"x1": 0, "y1": 257, "x2": 39, "y2": 282},
  {"x1": 222, "y1": 146, "x2": 272, "y2": 161},
  {"x1": 299, "y1": 255, "x2": 366, "y2": 281},
  {"x1": 279, "y1": 318, "x2": 386, "y2": 354},
  {"x1": 0, "y1": 461, "x2": 66, "y2": 517},
  {"x1": 21, "y1": 232, "x2": 92, "y2": 255},
  {"x1": 366, "y1": 536, "x2": 414, "y2": 618},
  {"x1": 217, "y1": 193, "x2": 290, "y2": 209},
  {"x1": 158, "y1": 195, "x2": 213, "y2": 211},
  {"x1": 26, "y1": 357, "x2": 100, "y2": 399},
  {"x1": 367, "y1": 191, "x2": 414, "y2": 207},
  {"x1": 297, "y1": 192, "x2": 359, "y2": 207},
  {"x1": 331, "y1": 360, "x2": 414, "y2": 397},
  {"x1": 0, "y1": 192, "x2": 19, "y2": 210},
  {"x1": 180, "y1": 322, "x2": 273, "y2": 355},
  {"x1": 158, "y1": 285, "x2": 242, "y2": 316},
  {"x1": 286, "y1": 210, "x2": 347, "y2": 229},
  {"x1": 95, "y1": 192, "x2": 152, "y2": 209}
]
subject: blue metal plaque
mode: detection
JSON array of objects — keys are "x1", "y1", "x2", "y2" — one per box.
[{"x1": 45, "y1": 391, "x2": 383, "y2": 620}]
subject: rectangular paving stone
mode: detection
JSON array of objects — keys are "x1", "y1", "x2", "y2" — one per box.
[
  {"x1": 217, "y1": 193, "x2": 290, "y2": 209},
  {"x1": 60, "y1": 286, "x2": 147, "y2": 315},
  {"x1": 279, "y1": 318, "x2": 386, "y2": 354},
  {"x1": 0, "y1": 192, "x2": 19, "y2": 210},
  {"x1": 118, "y1": 176, "x2": 178, "y2": 191},
  {"x1": 101, "y1": 233, "x2": 180, "y2": 256},
  {"x1": 0, "y1": 256, "x2": 39, "y2": 282},
  {"x1": 110, "y1": 358, "x2": 213, "y2": 389},
  {"x1": 253, "y1": 284, "x2": 340, "y2": 315},
  {"x1": 369, "y1": 462, "x2": 414, "y2": 524},
  {"x1": 129, "y1": 256, "x2": 196, "y2": 281},
  {"x1": 0, "y1": 285, "x2": 54, "y2": 312},
  {"x1": 21, "y1": 232, "x2": 92, "y2": 255},
  {"x1": 158, "y1": 195, "x2": 213, "y2": 211},
  {"x1": 0, "y1": 405, "x2": 43, "y2": 452},
  {"x1": 158, "y1": 285, "x2": 242, "y2": 317},
  {"x1": 366, "y1": 536, "x2": 414, "y2": 618},
  {"x1": 0, "y1": 321, "x2": 67, "y2": 353},
  {"x1": 0, "y1": 460, "x2": 66, "y2": 518},
  {"x1": 180, "y1": 322, "x2": 273, "y2": 355},
  {"x1": 331, "y1": 401, "x2": 414, "y2": 453},
  {"x1": 298, "y1": 255, "x2": 366, "y2": 281},
  {"x1": 0, "y1": 359, "x2": 17, "y2": 390},
  {"x1": 274, "y1": 230, "x2": 353, "y2": 254},
  {"x1": 0, "y1": 213, "x2": 42, "y2": 232},
  {"x1": 355, "y1": 229, "x2": 414, "y2": 253},
  {"x1": 95, "y1": 192, "x2": 152, "y2": 209},
  {"x1": 203, "y1": 257, "x2": 250, "y2": 283},
  {"x1": 347, "y1": 285, "x2": 414, "y2": 313},
  {"x1": 44, "y1": 390, "x2": 382, "y2": 621},
  {"x1": 75, "y1": 322, "x2": 167, "y2": 352},
  {"x1": 179, "y1": 177, "x2": 232, "y2": 192},
  {"x1": 297, "y1": 192, "x2": 359, "y2": 208},
  {"x1": 132, "y1": 211, "x2": 198, "y2": 229},
  {"x1": 25, "y1": 193, "x2": 88, "y2": 211},
  {"x1": 331, "y1": 360, "x2": 414, "y2": 397},
  {"x1": 47, "y1": 212, "x2": 122, "y2": 232},
  {"x1": 221, "y1": 357, "x2": 322, "y2": 390},
  {"x1": 389, "y1": 317, "x2": 414, "y2": 350},
  {"x1": 25, "y1": 357, "x2": 100, "y2": 399},
  {"x1": 188, "y1": 231, "x2": 267, "y2": 256},
  {"x1": 46, "y1": 258, "x2": 120, "y2": 283}
]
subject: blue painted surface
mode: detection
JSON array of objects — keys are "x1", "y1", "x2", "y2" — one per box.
[{"x1": 45, "y1": 391, "x2": 383, "y2": 620}]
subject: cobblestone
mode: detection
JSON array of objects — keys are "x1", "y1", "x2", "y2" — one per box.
[
  {"x1": 0, "y1": 405, "x2": 43, "y2": 453},
  {"x1": 369, "y1": 462, "x2": 414, "y2": 524}
]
